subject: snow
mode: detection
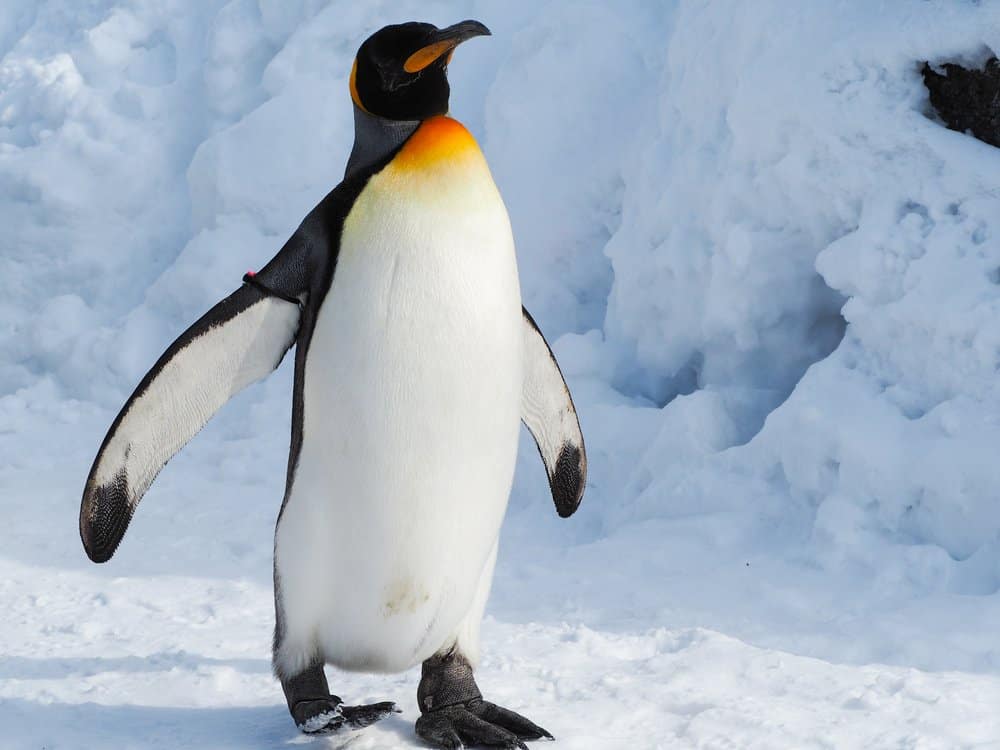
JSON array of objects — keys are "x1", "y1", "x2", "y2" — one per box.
[{"x1": 3, "y1": 1, "x2": 1000, "y2": 748}]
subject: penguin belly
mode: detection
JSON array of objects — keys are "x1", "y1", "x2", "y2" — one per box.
[{"x1": 274, "y1": 118, "x2": 522, "y2": 676}]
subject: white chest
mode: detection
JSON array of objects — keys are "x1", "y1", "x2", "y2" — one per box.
[{"x1": 274, "y1": 129, "x2": 524, "y2": 674}]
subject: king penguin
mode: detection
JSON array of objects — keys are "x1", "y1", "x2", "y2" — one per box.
[{"x1": 79, "y1": 20, "x2": 586, "y2": 748}]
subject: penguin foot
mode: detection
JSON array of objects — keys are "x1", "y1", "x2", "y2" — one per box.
[
  {"x1": 294, "y1": 697, "x2": 400, "y2": 734},
  {"x1": 343, "y1": 701, "x2": 402, "y2": 728},
  {"x1": 415, "y1": 699, "x2": 553, "y2": 749}
]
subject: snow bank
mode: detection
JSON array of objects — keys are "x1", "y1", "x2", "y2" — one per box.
[
  {"x1": 504, "y1": 1, "x2": 1000, "y2": 657},
  {"x1": 595, "y1": 0, "x2": 1000, "y2": 580}
]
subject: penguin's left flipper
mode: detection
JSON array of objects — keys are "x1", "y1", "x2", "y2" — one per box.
[
  {"x1": 79, "y1": 268, "x2": 305, "y2": 563},
  {"x1": 520, "y1": 307, "x2": 587, "y2": 518}
]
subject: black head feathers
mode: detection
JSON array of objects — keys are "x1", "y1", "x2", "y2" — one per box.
[{"x1": 351, "y1": 20, "x2": 490, "y2": 121}]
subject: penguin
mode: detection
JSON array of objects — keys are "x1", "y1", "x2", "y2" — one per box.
[{"x1": 79, "y1": 20, "x2": 586, "y2": 749}]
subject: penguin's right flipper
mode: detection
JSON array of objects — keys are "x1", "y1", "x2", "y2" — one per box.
[
  {"x1": 80, "y1": 248, "x2": 309, "y2": 563},
  {"x1": 520, "y1": 307, "x2": 587, "y2": 518}
]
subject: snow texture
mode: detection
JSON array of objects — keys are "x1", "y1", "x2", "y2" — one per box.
[{"x1": 2, "y1": 1, "x2": 1000, "y2": 748}]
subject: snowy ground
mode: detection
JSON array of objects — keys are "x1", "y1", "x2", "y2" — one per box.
[{"x1": 3, "y1": 1, "x2": 1000, "y2": 748}]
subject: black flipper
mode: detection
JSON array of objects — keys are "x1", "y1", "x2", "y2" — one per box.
[
  {"x1": 520, "y1": 307, "x2": 587, "y2": 518},
  {"x1": 79, "y1": 233, "x2": 311, "y2": 563}
]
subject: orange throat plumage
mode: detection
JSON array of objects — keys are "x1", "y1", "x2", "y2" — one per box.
[{"x1": 391, "y1": 116, "x2": 480, "y2": 172}]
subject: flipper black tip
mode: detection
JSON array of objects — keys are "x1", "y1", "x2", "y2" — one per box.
[
  {"x1": 550, "y1": 443, "x2": 585, "y2": 518},
  {"x1": 80, "y1": 470, "x2": 133, "y2": 563}
]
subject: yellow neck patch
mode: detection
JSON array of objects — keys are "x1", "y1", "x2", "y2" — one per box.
[{"x1": 390, "y1": 116, "x2": 480, "y2": 172}]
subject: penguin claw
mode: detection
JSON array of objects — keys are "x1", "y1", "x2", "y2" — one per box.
[
  {"x1": 341, "y1": 701, "x2": 402, "y2": 729},
  {"x1": 416, "y1": 700, "x2": 550, "y2": 748}
]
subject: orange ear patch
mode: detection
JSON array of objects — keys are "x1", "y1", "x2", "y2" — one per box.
[
  {"x1": 391, "y1": 116, "x2": 479, "y2": 172},
  {"x1": 349, "y1": 58, "x2": 369, "y2": 112},
  {"x1": 403, "y1": 41, "x2": 457, "y2": 73}
]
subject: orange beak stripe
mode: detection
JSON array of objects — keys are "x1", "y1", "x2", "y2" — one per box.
[{"x1": 403, "y1": 40, "x2": 458, "y2": 73}]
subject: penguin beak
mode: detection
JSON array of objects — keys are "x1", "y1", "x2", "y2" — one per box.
[{"x1": 403, "y1": 20, "x2": 491, "y2": 73}]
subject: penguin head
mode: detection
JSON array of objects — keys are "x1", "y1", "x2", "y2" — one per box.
[{"x1": 351, "y1": 20, "x2": 491, "y2": 121}]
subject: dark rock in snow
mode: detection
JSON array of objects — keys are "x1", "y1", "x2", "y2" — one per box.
[{"x1": 922, "y1": 57, "x2": 1000, "y2": 148}]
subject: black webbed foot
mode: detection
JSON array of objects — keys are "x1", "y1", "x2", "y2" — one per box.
[
  {"x1": 342, "y1": 700, "x2": 401, "y2": 729},
  {"x1": 416, "y1": 699, "x2": 552, "y2": 748},
  {"x1": 293, "y1": 696, "x2": 343, "y2": 733},
  {"x1": 281, "y1": 660, "x2": 398, "y2": 735},
  {"x1": 294, "y1": 696, "x2": 400, "y2": 734},
  {"x1": 416, "y1": 647, "x2": 552, "y2": 748}
]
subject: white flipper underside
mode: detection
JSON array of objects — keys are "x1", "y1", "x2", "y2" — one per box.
[
  {"x1": 520, "y1": 310, "x2": 587, "y2": 517},
  {"x1": 81, "y1": 293, "x2": 300, "y2": 561}
]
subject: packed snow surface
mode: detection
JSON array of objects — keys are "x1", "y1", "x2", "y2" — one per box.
[{"x1": 2, "y1": 1, "x2": 1000, "y2": 748}]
